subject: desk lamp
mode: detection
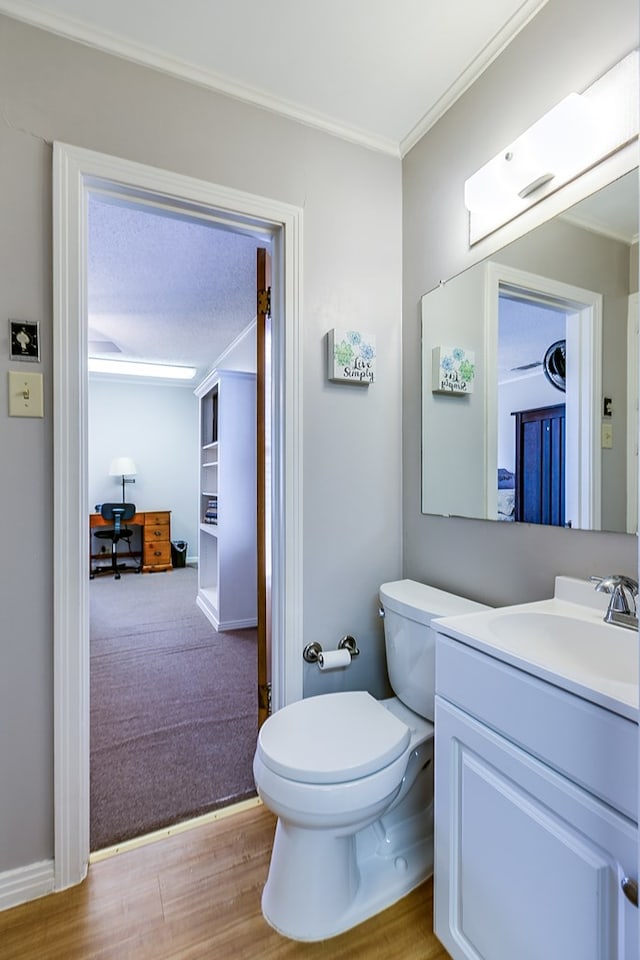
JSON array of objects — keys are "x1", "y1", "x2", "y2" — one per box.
[{"x1": 109, "y1": 456, "x2": 137, "y2": 503}]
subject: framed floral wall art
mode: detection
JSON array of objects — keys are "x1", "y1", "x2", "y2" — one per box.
[
  {"x1": 432, "y1": 346, "x2": 475, "y2": 395},
  {"x1": 328, "y1": 329, "x2": 376, "y2": 385}
]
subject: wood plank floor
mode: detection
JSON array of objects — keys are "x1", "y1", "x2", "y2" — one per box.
[{"x1": 0, "y1": 803, "x2": 451, "y2": 960}]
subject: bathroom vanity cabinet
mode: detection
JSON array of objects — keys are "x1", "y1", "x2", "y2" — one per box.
[{"x1": 433, "y1": 631, "x2": 638, "y2": 960}]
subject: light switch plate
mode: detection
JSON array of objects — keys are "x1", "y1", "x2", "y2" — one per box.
[
  {"x1": 601, "y1": 421, "x2": 613, "y2": 449},
  {"x1": 8, "y1": 371, "x2": 44, "y2": 417}
]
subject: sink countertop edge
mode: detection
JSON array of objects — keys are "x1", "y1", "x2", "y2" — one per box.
[{"x1": 435, "y1": 594, "x2": 638, "y2": 724}]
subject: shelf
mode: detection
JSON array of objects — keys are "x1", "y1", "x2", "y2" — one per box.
[
  {"x1": 200, "y1": 522, "x2": 218, "y2": 537},
  {"x1": 199, "y1": 584, "x2": 219, "y2": 610},
  {"x1": 196, "y1": 370, "x2": 257, "y2": 632}
]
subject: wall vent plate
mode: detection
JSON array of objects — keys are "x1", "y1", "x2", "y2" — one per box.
[{"x1": 9, "y1": 319, "x2": 40, "y2": 362}]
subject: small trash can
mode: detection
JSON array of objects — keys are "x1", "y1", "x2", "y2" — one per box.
[{"x1": 171, "y1": 540, "x2": 188, "y2": 568}]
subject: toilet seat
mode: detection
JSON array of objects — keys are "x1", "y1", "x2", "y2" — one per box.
[{"x1": 256, "y1": 691, "x2": 411, "y2": 784}]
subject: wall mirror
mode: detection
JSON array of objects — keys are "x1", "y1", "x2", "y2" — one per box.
[{"x1": 421, "y1": 168, "x2": 639, "y2": 534}]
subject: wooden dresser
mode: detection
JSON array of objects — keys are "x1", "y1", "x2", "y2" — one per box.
[
  {"x1": 142, "y1": 510, "x2": 172, "y2": 573},
  {"x1": 90, "y1": 510, "x2": 173, "y2": 575}
]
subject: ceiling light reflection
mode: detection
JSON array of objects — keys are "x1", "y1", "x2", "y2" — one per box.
[{"x1": 88, "y1": 357, "x2": 196, "y2": 379}]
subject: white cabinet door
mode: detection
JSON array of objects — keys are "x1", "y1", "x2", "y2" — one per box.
[{"x1": 434, "y1": 697, "x2": 638, "y2": 960}]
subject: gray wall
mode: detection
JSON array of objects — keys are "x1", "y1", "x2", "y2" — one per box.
[
  {"x1": 88, "y1": 379, "x2": 199, "y2": 556},
  {"x1": 421, "y1": 266, "x2": 487, "y2": 518},
  {"x1": 0, "y1": 15, "x2": 402, "y2": 873},
  {"x1": 403, "y1": 0, "x2": 639, "y2": 607}
]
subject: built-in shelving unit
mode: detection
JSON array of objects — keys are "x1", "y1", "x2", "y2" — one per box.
[{"x1": 194, "y1": 369, "x2": 257, "y2": 631}]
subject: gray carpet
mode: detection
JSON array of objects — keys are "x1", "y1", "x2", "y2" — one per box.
[{"x1": 90, "y1": 566, "x2": 257, "y2": 850}]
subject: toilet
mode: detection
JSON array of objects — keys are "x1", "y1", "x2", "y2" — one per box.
[{"x1": 253, "y1": 579, "x2": 490, "y2": 941}]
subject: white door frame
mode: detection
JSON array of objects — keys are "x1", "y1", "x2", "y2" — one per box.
[
  {"x1": 52, "y1": 143, "x2": 304, "y2": 890},
  {"x1": 485, "y1": 262, "x2": 602, "y2": 529}
]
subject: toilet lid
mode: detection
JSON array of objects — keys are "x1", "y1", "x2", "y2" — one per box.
[{"x1": 256, "y1": 691, "x2": 411, "y2": 784}]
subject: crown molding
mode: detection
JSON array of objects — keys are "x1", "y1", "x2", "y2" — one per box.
[
  {"x1": 0, "y1": 0, "x2": 400, "y2": 157},
  {"x1": 1, "y1": 0, "x2": 549, "y2": 159},
  {"x1": 560, "y1": 210, "x2": 639, "y2": 247},
  {"x1": 400, "y1": 0, "x2": 549, "y2": 157}
]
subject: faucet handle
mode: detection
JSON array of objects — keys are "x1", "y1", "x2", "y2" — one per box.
[
  {"x1": 593, "y1": 574, "x2": 638, "y2": 615},
  {"x1": 594, "y1": 574, "x2": 638, "y2": 592}
]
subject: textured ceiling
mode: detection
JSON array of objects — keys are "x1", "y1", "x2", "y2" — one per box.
[{"x1": 88, "y1": 195, "x2": 264, "y2": 381}]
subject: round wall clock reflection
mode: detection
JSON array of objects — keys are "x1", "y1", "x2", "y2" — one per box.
[{"x1": 543, "y1": 339, "x2": 566, "y2": 392}]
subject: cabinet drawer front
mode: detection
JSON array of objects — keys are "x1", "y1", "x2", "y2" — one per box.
[
  {"x1": 436, "y1": 632, "x2": 638, "y2": 821},
  {"x1": 146, "y1": 511, "x2": 170, "y2": 527},
  {"x1": 144, "y1": 541, "x2": 171, "y2": 564},
  {"x1": 144, "y1": 524, "x2": 170, "y2": 542}
]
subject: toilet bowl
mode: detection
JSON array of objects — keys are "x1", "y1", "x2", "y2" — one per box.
[
  {"x1": 253, "y1": 580, "x2": 490, "y2": 941},
  {"x1": 254, "y1": 691, "x2": 434, "y2": 941}
]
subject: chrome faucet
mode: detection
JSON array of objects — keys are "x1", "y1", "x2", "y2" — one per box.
[{"x1": 591, "y1": 575, "x2": 639, "y2": 630}]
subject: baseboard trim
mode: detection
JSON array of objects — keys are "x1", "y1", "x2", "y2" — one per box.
[
  {"x1": 0, "y1": 859, "x2": 55, "y2": 912},
  {"x1": 195, "y1": 595, "x2": 258, "y2": 633},
  {"x1": 218, "y1": 617, "x2": 258, "y2": 631}
]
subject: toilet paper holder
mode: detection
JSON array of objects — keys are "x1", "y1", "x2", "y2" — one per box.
[{"x1": 303, "y1": 635, "x2": 360, "y2": 664}]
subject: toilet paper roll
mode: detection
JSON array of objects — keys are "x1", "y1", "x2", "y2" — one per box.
[{"x1": 318, "y1": 649, "x2": 351, "y2": 671}]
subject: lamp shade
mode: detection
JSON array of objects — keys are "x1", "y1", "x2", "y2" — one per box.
[{"x1": 109, "y1": 457, "x2": 137, "y2": 477}]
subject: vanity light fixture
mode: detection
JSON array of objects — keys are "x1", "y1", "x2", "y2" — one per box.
[
  {"x1": 464, "y1": 50, "x2": 639, "y2": 243},
  {"x1": 465, "y1": 93, "x2": 594, "y2": 211},
  {"x1": 88, "y1": 357, "x2": 196, "y2": 379}
]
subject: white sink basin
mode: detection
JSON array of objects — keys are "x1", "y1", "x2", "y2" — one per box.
[
  {"x1": 487, "y1": 610, "x2": 637, "y2": 692},
  {"x1": 435, "y1": 576, "x2": 639, "y2": 721}
]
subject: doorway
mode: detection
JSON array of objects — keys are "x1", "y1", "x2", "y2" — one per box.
[
  {"x1": 86, "y1": 194, "x2": 263, "y2": 849},
  {"x1": 53, "y1": 143, "x2": 303, "y2": 890},
  {"x1": 484, "y1": 262, "x2": 602, "y2": 530},
  {"x1": 497, "y1": 290, "x2": 569, "y2": 525}
]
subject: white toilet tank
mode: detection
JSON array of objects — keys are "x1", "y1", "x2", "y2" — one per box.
[{"x1": 380, "y1": 580, "x2": 491, "y2": 721}]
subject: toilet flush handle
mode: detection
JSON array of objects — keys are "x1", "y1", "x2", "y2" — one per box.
[
  {"x1": 622, "y1": 877, "x2": 638, "y2": 907},
  {"x1": 378, "y1": 605, "x2": 385, "y2": 618}
]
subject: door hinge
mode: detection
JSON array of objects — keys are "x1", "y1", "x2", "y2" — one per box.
[
  {"x1": 259, "y1": 681, "x2": 272, "y2": 715},
  {"x1": 257, "y1": 286, "x2": 271, "y2": 317}
]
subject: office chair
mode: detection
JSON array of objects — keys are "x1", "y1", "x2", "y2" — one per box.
[{"x1": 91, "y1": 503, "x2": 141, "y2": 579}]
